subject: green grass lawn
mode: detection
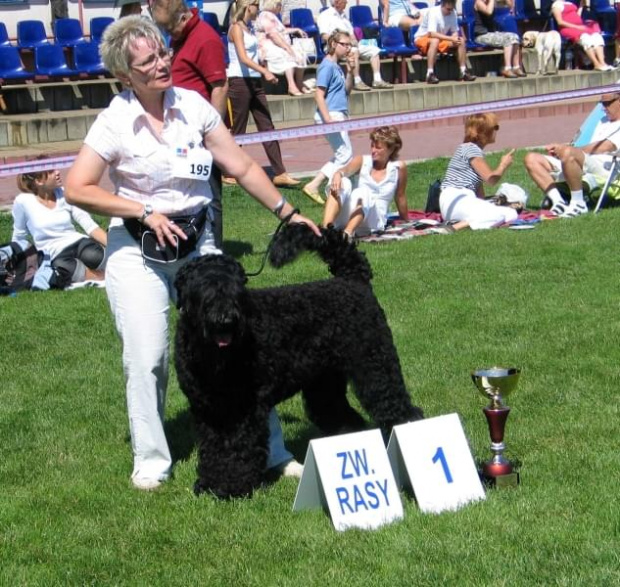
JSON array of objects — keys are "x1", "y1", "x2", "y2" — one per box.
[{"x1": 1, "y1": 151, "x2": 620, "y2": 585}]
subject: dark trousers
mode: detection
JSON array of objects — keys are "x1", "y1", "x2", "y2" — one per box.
[{"x1": 228, "y1": 77, "x2": 286, "y2": 177}]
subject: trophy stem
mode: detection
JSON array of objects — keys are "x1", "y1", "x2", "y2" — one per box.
[{"x1": 482, "y1": 406, "x2": 513, "y2": 477}]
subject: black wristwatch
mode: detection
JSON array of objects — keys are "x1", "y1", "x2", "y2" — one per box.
[{"x1": 139, "y1": 203, "x2": 153, "y2": 224}]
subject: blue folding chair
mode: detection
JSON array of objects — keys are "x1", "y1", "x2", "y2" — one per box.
[
  {"x1": 0, "y1": 46, "x2": 34, "y2": 80},
  {"x1": 73, "y1": 42, "x2": 107, "y2": 75},
  {"x1": 349, "y1": 5, "x2": 380, "y2": 37},
  {"x1": 54, "y1": 18, "x2": 88, "y2": 47},
  {"x1": 379, "y1": 26, "x2": 416, "y2": 83},
  {"x1": 17, "y1": 20, "x2": 50, "y2": 49},
  {"x1": 0, "y1": 23, "x2": 11, "y2": 47},
  {"x1": 90, "y1": 17, "x2": 114, "y2": 44},
  {"x1": 34, "y1": 45, "x2": 77, "y2": 76}
]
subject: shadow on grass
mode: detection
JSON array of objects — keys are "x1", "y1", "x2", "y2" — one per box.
[{"x1": 166, "y1": 408, "x2": 196, "y2": 464}]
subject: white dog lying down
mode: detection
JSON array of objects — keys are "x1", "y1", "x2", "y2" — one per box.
[{"x1": 522, "y1": 30, "x2": 562, "y2": 75}]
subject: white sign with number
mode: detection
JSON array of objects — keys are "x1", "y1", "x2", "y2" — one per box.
[
  {"x1": 293, "y1": 429, "x2": 403, "y2": 532},
  {"x1": 387, "y1": 413, "x2": 485, "y2": 514}
]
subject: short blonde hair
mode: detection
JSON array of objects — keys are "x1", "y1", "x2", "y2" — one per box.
[
  {"x1": 99, "y1": 15, "x2": 164, "y2": 78},
  {"x1": 369, "y1": 126, "x2": 402, "y2": 160},
  {"x1": 463, "y1": 113, "x2": 499, "y2": 145},
  {"x1": 261, "y1": 0, "x2": 282, "y2": 12}
]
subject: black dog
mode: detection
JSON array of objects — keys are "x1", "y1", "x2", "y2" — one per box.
[{"x1": 174, "y1": 224, "x2": 424, "y2": 498}]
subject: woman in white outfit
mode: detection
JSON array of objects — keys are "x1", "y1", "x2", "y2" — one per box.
[
  {"x1": 65, "y1": 16, "x2": 318, "y2": 491},
  {"x1": 440, "y1": 113, "x2": 519, "y2": 231},
  {"x1": 324, "y1": 126, "x2": 409, "y2": 237},
  {"x1": 12, "y1": 166, "x2": 107, "y2": 289}
]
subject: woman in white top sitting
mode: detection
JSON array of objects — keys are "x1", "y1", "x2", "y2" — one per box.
[
  {"x1": 323, "y1": 126, "x2": 409, "y2": 237},
  {"x1": 227, "y1": 0, "x2": 299, "y2": 187},
  {"x1": 11, "y1": 165, "x2": 107, "y2": 289},
  {"x1": 440, "y1": 113, "x2": 519, "y2": 231}
]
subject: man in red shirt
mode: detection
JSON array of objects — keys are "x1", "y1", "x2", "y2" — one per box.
[{"x1": 151, "y1": 0, "x2": 228, "y2": 246}]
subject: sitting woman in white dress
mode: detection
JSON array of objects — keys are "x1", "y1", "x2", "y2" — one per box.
[
  {"x1": 323, "y1": 126, "x2": 409, "y2": 237},
  {"x1": 11, "y1": 165, "x2": 107, "y2": 289},
  {"x1": 440, "y1": 112, "x2": 520, "y2": 231}
]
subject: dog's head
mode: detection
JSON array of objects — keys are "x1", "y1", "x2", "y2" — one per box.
[
  {"x1": 175, "y1": 254, "x2": 249, "y2": 350},
  {"x1": 522, "y1": 30, "x2": 538, "y2": 48}
]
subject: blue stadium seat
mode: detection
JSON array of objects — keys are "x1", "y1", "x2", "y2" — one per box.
[
  {"x1": 202, "y1": 11, "x2": 222, "y2": 34},
  {"x1": 379, "y1": 26, "x2": 416, "y2": 83},
  {"x1": 0, "y1": 46, "x2": 34, "y2": 80},
  {"x1": 73, "y1": 42, "x2": 107, "y2": 75},
  {"x1": 17, "y1": 20, "x2": 50, "y2": 49},
  {"x1": 34, "y1": 45, "x2": 77, "y2": 76},
  {"x1": 54, "y1": 18, "x2": 88, "y2": 47},
  {"x1": 349, "y1": 5, "x2": 380, "y2": 37},
  {"x1": 90, "y1": 17, "x2": 114, "y2": 44},
  {"x1": 0, "y1": 23, "x2": 11, "y2": 47},
  {"x1": 289, "y1": 8, "x2": 321, "y2": 62}
]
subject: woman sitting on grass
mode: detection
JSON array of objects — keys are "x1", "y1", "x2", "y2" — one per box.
[
  {"x1": 323, "y1": 125, "x2": 408, "y2": 238},
  {"x1": 439, "y1": 113, "x2": 521, "y2": 231},
  {"x1": 12, "y1": 165, "x2": 107, "y2": 289}
]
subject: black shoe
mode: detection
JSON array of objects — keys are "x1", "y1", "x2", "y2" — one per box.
[
  {"x1": 426, "y1": 72, "x2": 440, "y2": 84},
  {"x1": 460, "y1": 70, "x2": 477, "y2": 82}
]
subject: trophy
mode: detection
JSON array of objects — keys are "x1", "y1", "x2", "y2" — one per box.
[{"x1": 471, "y1": 367, "x2": 520, "y2": 487}]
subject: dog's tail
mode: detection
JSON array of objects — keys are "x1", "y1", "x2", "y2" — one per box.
[{"x1": 269, "y1": 224, "x2": 372, "y2": 283}]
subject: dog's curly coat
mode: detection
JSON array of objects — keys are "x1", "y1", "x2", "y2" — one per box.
[{"x1": 174, "y1": 224, "x2": 424, "y2": 498}]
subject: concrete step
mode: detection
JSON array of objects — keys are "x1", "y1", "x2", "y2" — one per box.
[{"x1": 0, "y1": 68, "x2": 615, "y2": 161}]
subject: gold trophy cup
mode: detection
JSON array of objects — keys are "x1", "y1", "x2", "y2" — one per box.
[{"x1": 471, "y1": 367, "x2": 520, "y2": 487}]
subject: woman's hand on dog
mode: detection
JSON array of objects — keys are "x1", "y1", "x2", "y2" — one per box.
[{"x1": 288, "y1": 213, "x2": 321, "y2": 236}]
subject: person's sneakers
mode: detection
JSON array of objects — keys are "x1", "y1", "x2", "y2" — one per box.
[
  {"x1": 561, "y1": 201, "x2": 588, "y2": 218},
  {"x1": 549, "y1": 200, "x2": 568, "y2": 216},
  {"x1": 273, "y1": 173, "x2": 300, "y2": 187},
  {"x1": 275, "y1": 459, "x2": 304, "y2": 478},
  {"x1": 132, "y1": 477, "x2": 163, "y2": 491},
  {"x1": 426, "y1": 72, "x2": 440, "y2": 85},
  {"x1": 613, "y1": 58, "x2": 620, "y2": 69},
  {"x1": 372, "y1": 79, "x2": 393, "y2": 89},
  {"x1": 459, "y1": 70, "x2": 477, "y2": 82},
  {"x1": 353, "y1": 81, "x2": 371, "y2": 91},
  {"x1": 302, "y1": 185, "x2": 326, "y2": 205}
]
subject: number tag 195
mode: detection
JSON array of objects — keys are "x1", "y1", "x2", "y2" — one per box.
[
  {"x1": 387, "y1": 413, "x2": 485, "y2": 514},
  {"x1": 172, "y1": 147, "x2": 213, "y2": 181}
]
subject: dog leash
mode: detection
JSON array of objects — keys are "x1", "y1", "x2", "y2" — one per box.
[{"x1": 245, "y1": 208, "x2": 300, "y2": 278}]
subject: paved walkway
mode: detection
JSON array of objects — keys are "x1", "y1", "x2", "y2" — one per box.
[{"x1": 0, "y1": 104, "x2": 590, "y2": 211}]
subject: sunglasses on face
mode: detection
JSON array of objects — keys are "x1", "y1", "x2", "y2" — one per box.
[{"x1": 600, "y1": 97, "x2": 618, "y2": 107}]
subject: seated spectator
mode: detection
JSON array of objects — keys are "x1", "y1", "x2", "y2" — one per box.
[
  {"x1": 323, "y1": 125, "x2": 408, "y2": 237},
  {"x1": 551, "y1": 0, "x2": 613, "y2": 71},
  {"x1": 524, "y1": 92, "x2": 620, "y2": 217},
  {"x1": 254, "y1": 0, "x2": 310, "y2": 95},
  {"x1": 414, "y1": 0, "x2": 477, "y2": 84},
  {"x1": 318, "y1": 0, "x2": 393, "y2": 90},
  {"x1": 12, "y1": 166, "x2": 107, "y2": 289},
  {"x1": 381, "y1": 0, "x2": 423, "y2": 32},
  {"x1": 227, "y1": 0, "x2": 300, "y2": 187},
  {"x1": 440, "y1": 113, "x2": 518, "y2": 231},
  {"x1": 474, "y1": 0, "x2": 525, "y2": 78}
]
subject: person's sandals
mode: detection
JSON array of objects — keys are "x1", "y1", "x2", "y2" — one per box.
[
  {"x1": 550, "y1": 201, "x2": 568, "y2": 216},
  {"x1": 302, "y1": 186, "x2": 326, "y2": 205},
  {"x1": 561, "y1": 202, "x2": 588, "y2": 218}
]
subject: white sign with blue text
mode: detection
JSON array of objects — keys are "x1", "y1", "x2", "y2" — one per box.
[
  {"x1": 293, "y1": 429, "x2": 403, "y2": 532},
  {"x1": 387, "y1": 413, "x2": 485, "y2": 514}
]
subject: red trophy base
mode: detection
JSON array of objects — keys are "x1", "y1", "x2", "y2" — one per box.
[{"x1": 481, "y1": 406, "x2": 520, "y2": 488}]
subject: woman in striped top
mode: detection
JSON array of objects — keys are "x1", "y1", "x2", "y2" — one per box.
[{"x1": 439, "y1": 113, "x2": 519, "y2": 231}]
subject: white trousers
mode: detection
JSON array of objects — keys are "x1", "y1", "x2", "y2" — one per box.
[
  {"x1": 314, "y1": 110, "x2": 353, "y2": 179},
  {"x1": 440, "y1": 187, "x2": 518, "y2": 230},
  {"x1": 105, "y1": 226, "x2": 293, "y2": 483}
]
